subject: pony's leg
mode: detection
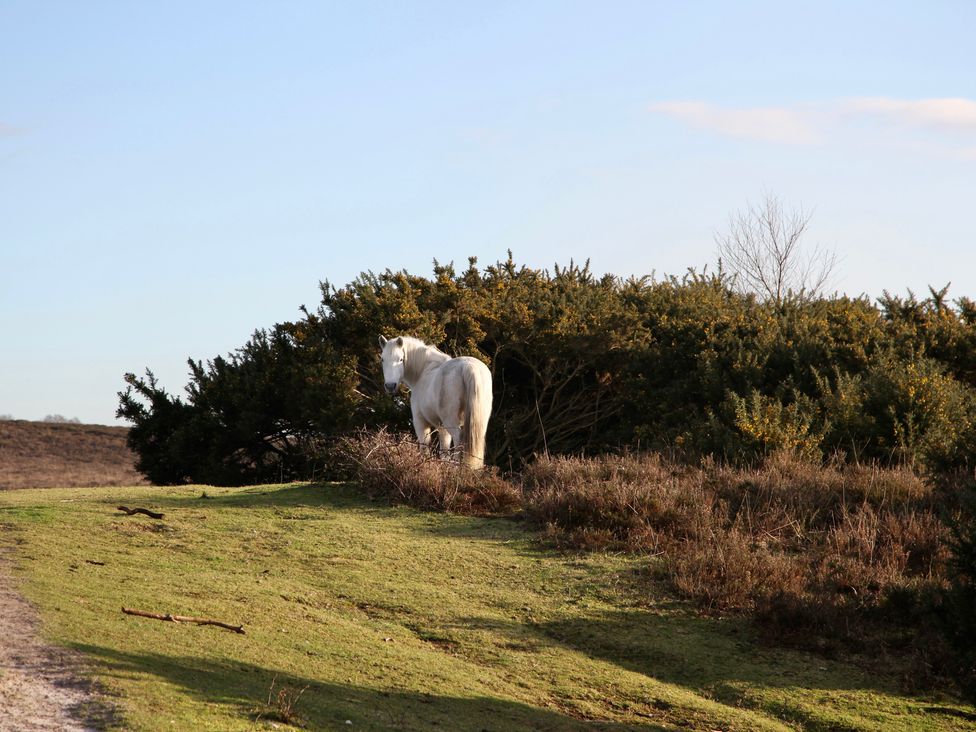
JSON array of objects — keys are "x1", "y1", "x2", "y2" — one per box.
[
  {"x1": 413, "y1": 413, "x2": 433, "y2": 455},
  {"x1": 443, "y1": 422, "x2": 462, "y2": 463},
  {"x1": 436, "y1": 428, "x2": 453, "y2": 459},
  {"x1": 418, "y1": 427, "x2": 435, "y2": 458}
]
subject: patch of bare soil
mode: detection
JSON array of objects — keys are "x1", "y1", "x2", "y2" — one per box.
[{"x1": 0, "y1": 556, "x2": 115, "y2": 731}]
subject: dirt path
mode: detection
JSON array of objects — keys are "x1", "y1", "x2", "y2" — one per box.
[{"x1": 0, "y1": 557, "x2": 113, "y2": 731}]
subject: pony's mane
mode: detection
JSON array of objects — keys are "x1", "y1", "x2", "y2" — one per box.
[{"x1": 400, "y1": 336, "x2": 450, "y2": 380}]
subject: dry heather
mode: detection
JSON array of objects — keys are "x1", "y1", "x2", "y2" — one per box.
[
  {"x1": 0, "y1": 420, "x2": 147, "y2": 490},
  {"x1": 339, "y1": 429, "x2": 521, "y2": 515},
  {"x1": 334, "y1": 431, "x2": 960, "y2": 680},
  {"x1": 342, "y1": 436, "x2": 949, "y2": 625},
  {"x1": 522, "y1": 451, "x2": 952, "y2": 669}
]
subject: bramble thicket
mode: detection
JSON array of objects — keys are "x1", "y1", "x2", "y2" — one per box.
[{"x1": 119, "y1": 255, "x2": 976, "y2": 484}]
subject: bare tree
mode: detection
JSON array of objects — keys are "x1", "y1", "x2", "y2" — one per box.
[
  {"x1": 715, "y1": 195, "x2": 836, "y2": 306},
  {"x1": 42, "y1": 414, "x2": 81, "y2": 424}
]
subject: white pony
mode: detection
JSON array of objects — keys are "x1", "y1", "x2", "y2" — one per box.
[{"x1": 378, "y1": 335, "x2": 493, "y2": 470}]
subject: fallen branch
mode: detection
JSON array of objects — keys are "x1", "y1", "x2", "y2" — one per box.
[
  {"x1": 122, "y1": 607, "x2": 245, "y2": 634},
  {"x1": 116, "y1": 506, "x2": 165, "y2": 519}
]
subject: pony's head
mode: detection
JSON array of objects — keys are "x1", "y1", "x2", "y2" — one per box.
[{"x1": 378, "y1": 335, "x2": 406, "y2": 394}]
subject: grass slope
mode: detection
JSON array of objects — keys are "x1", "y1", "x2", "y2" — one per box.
[{"x1": 1, "y1": 483, "x2": 973, "y2": 731}]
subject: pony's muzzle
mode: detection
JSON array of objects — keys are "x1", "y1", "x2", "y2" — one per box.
[{"x1": 385, "y1": 382, "x2": 399, "y2": 394}]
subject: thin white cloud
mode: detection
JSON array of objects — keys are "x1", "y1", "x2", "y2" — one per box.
[
  {"x1": 649, "y1": 97, "x2": 976, "y2": 156},
  {"x1": 843, "y1": 97, "x2": 976, "y2": 132},
  {"x1": 648, "y1": 101, "x2": 820, "y2": 144}
]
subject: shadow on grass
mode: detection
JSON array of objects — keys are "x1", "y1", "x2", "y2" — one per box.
[
  {"x1": 71, "y1": 644, "x2": 665, "y2": 731},
  {"x1": 127, "y1": 483, "x2": 370, "y2": 511},
  {"x1": 402, "y1": 511, "x2": 529, "y2": 542},
  {"x1": 539, "y1": 609, "x2": 839, "y2": 690},
  {"x1": 143, "y1": 483, "x2": 529, "y2": 541},
  {"x1": 451, "y1": 609, "x2": 976, "y2": 725},
  {"x1": 95, "y1": 484, "x2": 975, "y2": 722}
]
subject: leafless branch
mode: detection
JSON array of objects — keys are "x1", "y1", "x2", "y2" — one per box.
[
  {"x1": 715, "y1": 194, "x2": 836, "y2": 306},
  {"x1": 122, "y1": 607, "x2": 245, "y2": 633}
]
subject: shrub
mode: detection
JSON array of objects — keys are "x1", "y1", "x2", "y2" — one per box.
[
  {"x1": 522, "y1": 450, "x2": 950, "y2": 671},
  {"x1": 863, "y1": 355, "x2": 976, "y2": 469},
  {"x1": 339, "y1": 430, "x2": 965, "y2": 687},
  {"x1": 118, "y1": 325, "x2": 361, "y2": 485},
  {"x1": 116, "y1": 370, "x2": 199, "y2": 485},
  {"x1": 317, "y1": 257, "x2": 647, "y2": 465},
  {"x1": 668, "y1": 531, "x2": 804, "y2": 614},
  {"x1": 729, "y1": 390, "x2": 823, "y2": 458},
  {"x1": 120, "y1": 255, "x2": 976, "y2": 482},
  {"x1": 340, "y1": 429, "x2": 522, "y2": 515},
  {"x1": 522, "y1": 453, "x2": 714, "y2": 551}
]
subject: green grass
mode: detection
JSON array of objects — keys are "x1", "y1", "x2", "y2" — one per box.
[{"x1": 1, "y1": 482, "x2": 974, "y2": 731}]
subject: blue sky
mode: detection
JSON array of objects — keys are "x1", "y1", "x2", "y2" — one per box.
[{"x1": 2, "y1": 1, "x2": 975, "y2": 424}]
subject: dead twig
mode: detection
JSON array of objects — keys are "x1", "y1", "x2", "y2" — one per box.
[
  {"x1": 116, "y1": 506, "x2": 165, "y2": 519},
  {"x1": 121, "y1": 607, "x2": 245, "y2": 634}
]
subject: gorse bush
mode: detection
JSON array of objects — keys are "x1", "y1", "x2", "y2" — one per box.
[
  {"x1": 729, "y1": 389, "x2": 823, "y2": 457},
  {"x1": 119, "y1": 326, "x2": 359, "y2": 484},
  {"x1": 119, "y1": 255, "x2": 976, "y2": 482}
]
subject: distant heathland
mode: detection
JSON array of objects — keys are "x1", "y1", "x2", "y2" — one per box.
[{"x1": 0, "y1": 420, "x2": 147, "y2": 490}]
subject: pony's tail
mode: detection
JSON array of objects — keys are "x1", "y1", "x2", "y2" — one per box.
[{"x1": 462, "y1": 365, "x2": 492, "y2": 470}]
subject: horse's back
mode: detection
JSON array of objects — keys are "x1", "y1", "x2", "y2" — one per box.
[
  {"x1": 446, "y1": 356, "x2": 490, "y2": 377},
  {"x1": 428, "y1": 357, "x2": 491, "y2": 416},
  {"x1": 435, "y1": 357, "x2": 489, "y2": 392}
]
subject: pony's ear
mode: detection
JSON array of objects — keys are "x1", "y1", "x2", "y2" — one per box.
[
  {"x1": 378, "y1": 335, "x2": 388, "y2": 348},
  {"x1": 396, "y1": 336, "x2": 403, "y2": 346}
]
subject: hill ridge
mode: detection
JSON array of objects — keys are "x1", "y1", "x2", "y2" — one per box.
[{"x1": 0, "y1": 420, "x2": 147, "y2": 490}]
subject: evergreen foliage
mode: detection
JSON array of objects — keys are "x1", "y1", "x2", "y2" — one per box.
[
  {"x1": 118, "y1": 254, "x2": 976, "y2": 483},
  {"x1": 118, "y1": 324, "x2": 359, "y2": 484}
]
